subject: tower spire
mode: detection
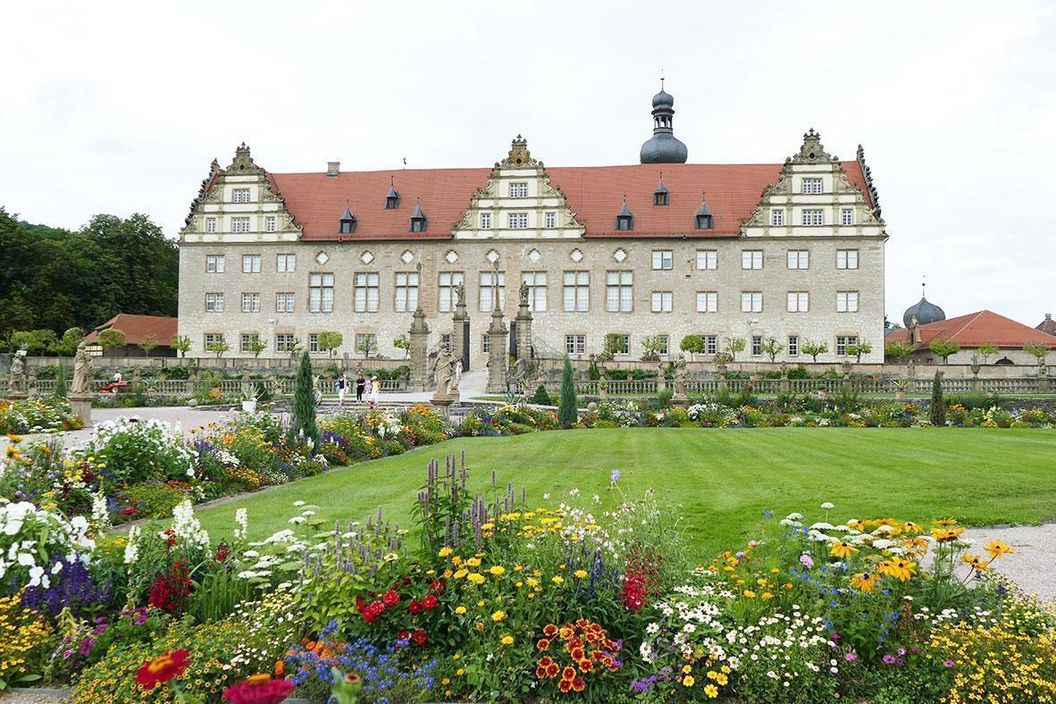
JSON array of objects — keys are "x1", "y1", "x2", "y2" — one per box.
[{"x1": 640, "y1": 79, "x2": 688, "y2": 164}]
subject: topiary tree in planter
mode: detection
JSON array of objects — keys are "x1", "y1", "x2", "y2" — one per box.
[
  {"x1": 531, "y1": 384, "x2": 552, "y2": 405},
  {"x1": 930, "y1": 370, "x2": 946, "y2": 427},
  {"x1": 291, "y1": 349, "x2": 320, "y2": 448},
  {"x1": 558, "y1": 355, "x2": 577, "y2": 426}
]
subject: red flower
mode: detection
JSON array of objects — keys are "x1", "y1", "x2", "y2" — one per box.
[
  {"x1": 148, "y1": 561, "x2": 193, "y2": 615},
  {"x1": 421, "y1": 594, "x2": 438, "y2": 611},
  {"x1": 397, "y1": 630, "x2": 410, "y2": 643},
  {"x1": 355, "y1": 596, "x2": 366, "y2": 612},
  {"x1": 623, "y1": 570, "x2": 648, "y2": 612},
  {"x1": 558, "y1": 679, "x2": 572, "y2": 693},
  {"x1": 429, "y1": 579, "x2": 446, "y2": 594},
  {"x1": 407, "y1": 599, "x2": 422, "y2": 614},
  {"x1": 361, "y1": 601, "x2": 385, "y2": 623},
  {"x1": 135, "y1": 649, "x2": 190, "y2": 689},
  {"x1": 120, "y1": 506, "x2": 137, "y2": 516},
  {"x1": 161, "y1": 529, "x2": 177, "y2": 548},
  {"x1": 546, "y1": 663, "x2": 559, "y2": 678},
  {"x1": 535, "y1": 665, "x2": 548, "y2": 679},
  {"x1": 410, "y1": 629, "x2": 428, "y2": 646},
  {"x1": 543, "y1": 624, "x2": 558, "y2": 637},
  {"x1": 572, "y1": 676, "x2": 586, "y2": 693},
  {"x1": 561, "y1": 666, "x2": 576, "y2": 682},
  {"x1": 215, "y1": 543, "x2": 232, "y2": 563},
  {"x1": 382, "y1": 589, "x2": 400, "y2": 607},
  {"x1": 223, "y1": 674, "x2": 295, "y2": 704},
  {"x1": 536, "y1": 638, "x2": 550, "y2": 651}
]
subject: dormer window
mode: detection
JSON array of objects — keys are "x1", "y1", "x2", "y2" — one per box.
[
  {"x1": 653, "y1": 176, "x2": 669, "y2": 206},
  {"x1": 509, "y1": 182, "x2": 528, "y2": 198},
  {"x1": 616, "y1": 199, "x2": 634, "y2": 231},
  {"x1": 385, "y1": 181, "x2": 400, "y2": 209},
  {"x1": 339, "y1": 206, "x2": 357, "y2": 234},
  {"x1": 410, "y1": 201, "x2": 428, "y2": 233},
  {"x1": 695, "y1": 195, "x2": 714, "y2": 230},
  {"x1": 232, "y1": 187, "x2": 250, "y2": 203}
]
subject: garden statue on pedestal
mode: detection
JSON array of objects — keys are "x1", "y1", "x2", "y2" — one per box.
[
  {"x1": 671, "y1": 354, "x2": 689, "y2": 406},
  {"x1": 8, "y1": 350, "x2": 28, "y2": 396},
  {"x1": 432, "y1": 347, "x2": 456, "y2": 400},
  {"x1": 69, "y1": 342, "x2": 94, "y2": 424}
]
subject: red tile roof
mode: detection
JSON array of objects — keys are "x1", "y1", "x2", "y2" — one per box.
[
  {"x1": 1037, "y1": 313, "x2": 1056, "y2": 336},
  {"x1": 887, "y1": 310, "x2": 1056, "y2": 349},
  {"x1": 84, "y1": 314, "x2": 179, "y2": 346},
  {"x1": 269, "y1": 161, "x2": 873, "y2": 241}
]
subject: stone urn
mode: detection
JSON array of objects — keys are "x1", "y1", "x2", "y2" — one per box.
[
  {"x1": 970, "y1": 362, "x2": 981, "y2": 376},
  {"x1": 241, "y1": 399, "x2": 258, "y2": 413}
]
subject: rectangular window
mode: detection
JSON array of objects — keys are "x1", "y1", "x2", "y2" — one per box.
[
  {"x1": 205, "y1": 217, "x2": 217, "y2": 233},
  {"x1": 788, "y1": 335, "x2": 799, "y2": 357},
  {"x1": 242, "y1": 254, "x2": 261, "y2": 273},
  {"x1": 275, "y1": 333, "x2": 295, "y2": 352},
  {"x1": 354, "y1": 272, "x2": 380, "y2": 313},
  {"x1": 565, "y1": 334, "x2": 586, "y2": 355},
  {"x1": 787, "y1": 250, "x2": 809, "y2": 269},
  {"x1": 509, "y1": 182, "x2": 528, "y2": 198},
  {"x1": 650, "y1": 291, "x2": 673, "y2": 313},
  {"x1": 205, "y1": 293, "x2": 224, "y2": 313},
  {"x1": 231, "y1": 216, "x2": 251, "y2": 233},
  {"x1": 231, "y1": 187, "x2": 250, "y2": 203},
  {"x1": 837, "y1": 291, "x2": 860, "y2": 313},
  {"x1": 562, "y1": 271, "x2": 590, "y2": 312},
  {"x1": 837, "y1": 249, "x2": 859, "y2": 269},
  {"x1": 651, "y1": 250, "x2": 673, "y2": 270},
  {"x1": 204, "y1": 333, "x2": 224, "y2": 350},
  {"x1": 522, "y1": 271, "x2": 547, "y2": 312},
  {"x1": 276, "y1": 254, "x2": 295, "y2": 272},
  {"x1": 206, "y1": 254, "x2": 224, "y2": 273},
  {"x1": 544, "y1": 211, "x2": 557, "y2": 228},
  {"x1": 605, "y1": 271, "x2": 633, "y2": 312},
  {"x1": 696, "y1": 291, "x2": 718, "y2": 313},
  {"x1": 480, "y1": 212, "x2": 492, "y2": 229},
  {"x1": 438, "y1": 271, "x2": 465, "y2": 313},
  {"x1": 612, "y1": 335, "x2": 630, "y2": 355},
  {"x1": 308, "y1": 272, "x2": 334, "y2": 313},
  {"x1": 741, "y1": 250, "x2": 763, "y2": 270},
  {"x1": 787, "y1": 291, "x2": 809, "y2": 312},
  {"x1": 841, "y1": 208, "x2": 854, "y2": 226},
  {"x1": 480, "y1": 271, "x2": 506, "y2": 311},
  {"x1": 240, "y1": 333, "x2": 259, "y2": 353},
  {"x1": 507, "y1": 212, "x2": 528, "y2": 229},
  {"x1": 802, "y1": 177, "x2": 823, "y2": 195},
  {"x1": 655, "y1": 334, "x2": 669, "y2": 356},
  {"x1": 264, "y1": 216, "x2": 277, "y2": 232},
  {"x1": 751, "y1": 335, "x2": 763, "y2": 356},
  {"x1": 740, "y1": 291, "x2": 763, "y2": 313},
  {"x1": 481, "y1": 334, "x2": 490, "y2": 353},
  {"x1": 836, "y1": 335, "x2": 858, "y2": 356},
  {"x1": 241, "y1": 292, "x2": 261, "y2": 313},
  {"x1": 802, "y1": 209, "x2": 824, "y2": 226},
  {"x1": 394, "y1": 271, "x2": 420, "y2": 313},
  {"x1": 308, "y1": 333, "x2": 320, "y2": 353},
  {"x1": 276, "y1": 292, "x2": 295, "y2": 313},
  {"x1": 703, "y1": 335, "x2": 718, "y2": 355},
  {"x1": 355, "y1": 333, "x2": 377, "y2": 355},
  {"x1": 695, "y1": 250, "x2": 717, "y2": 270},
  {"x1": 771, "y1": 209, "x2": 784, "y2": 227}
]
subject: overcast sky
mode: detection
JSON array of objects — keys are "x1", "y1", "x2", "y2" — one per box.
[{"x1": 2, "y1": 1, "x2": 1053, "y2": 326}]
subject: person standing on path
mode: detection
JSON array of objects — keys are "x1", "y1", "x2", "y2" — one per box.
[
  {"x1": 369, "y1": 375, "x2": 380, "y2": 408},
  {"x1": 356, "y1": 372, "x2": 366, "y2": 403},
  {"x1": 336, "y1": 372, "x2": 348, "y2": 408},
  {"x1": 454, "y1": 358, "x2": 463, "y2": 385}
]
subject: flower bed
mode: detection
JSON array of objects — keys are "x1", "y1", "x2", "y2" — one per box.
[
  {"x1": 0, "y1": 397, "x2": 84, "y2": 434},
  {"x1": 1, "y1": 448, "x2": 1053, "y2": 703}
]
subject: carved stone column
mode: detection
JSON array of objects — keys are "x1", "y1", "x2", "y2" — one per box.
[
  {"x1": 408, "y1": 306, "x2": 430, "y2": 392},
  {"x1": 486, "y1": 307, "x2": 508, "y2": 395},
  {"x1": 515, "y1": 295, "x2": 533, "y2": 363},
  {"x1": 452, "y1": 297, "x2": 468, "y2": 372}
]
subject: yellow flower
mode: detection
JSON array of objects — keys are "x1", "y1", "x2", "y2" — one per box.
[
  {"x1": 467, "y1": 573, "x2": 486, "y2": 585},
  {"x1": 551, "y1": 576, "x2": 564, "y2": 585},
  {"x1": 574, "y1": 569, "x2": 588, "y2": 579},
  {"x1": 933, "y1": 517, "x2": 959, "y2": 526},
  {"x1": 877, "y1": 559, "x2": 917, "y2": 582},
  {"x1": 931, "y1": 526, "x2": 965, "y2": 542},
  {"x1": 454, "y1": 606, "x2": 467, "y2": 615},
  {"x1": 704, "y1": 683, "x2": 719, "y2": 698},
  {"x1": 500, "y1": 634, "x2": 514, "y2": 646},
  {"x1": 850, "y1": 572, "x2": 879, "y2": 592},
  {"x1": 465, "y1": 557, "x2": 482, "y2": 568},
  {"x1": 984, "y1": 539, "x2": 1013, "y2": 559},
  {"x1": 526, "y1": 577, "x2": 540, "y2": 589},
  {"x1": 491, "y1": 610, "x2": 507, "y2": 622},
  {"x1": 455, "y1": 668, "x2": 465, "y2": 676},
  {"x1": 830, "y1": 541, "x2": 859, "y2": 559},
  {"x1": 962, "y1": 553, "x2": 989, "y2": 572},
  {"x1": 438, "y1": 546, "x2": 453, "y2": 558},
  {"x1": 715, "y1": 672, "x2": 728, "y2": 686},
  {"x1": 476, "y1": 599, "x2": 486, "y2": 607},
  {"x1": 742, "y1": 590, "x2": 756, "y2": 599},
  {"x1": 682, "y1": 665, "x2": 692, "y2": 674},
  {"x1": 683, "y1": 675, "x2": 696, "y2": 687},
  {"x1": 488, "y1": 565, "x2": 506, "y2": 577},
  {"x1": 454, "y1": 568, "x2": 469, "y2": 580}
]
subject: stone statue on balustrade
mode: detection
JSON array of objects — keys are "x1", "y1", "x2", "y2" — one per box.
[
  {"x1": 8, "y1": 350, "x2": 27, "y2": 394},
  {"x1": 432, "y1": 347, "x2": 455, "y2": 398},
  {"x1": 671, "y1": 354, "x2": 689, "y2": 400},
  {"x1": 71, "y1": 343, "x2": 94, "y2": 395}
]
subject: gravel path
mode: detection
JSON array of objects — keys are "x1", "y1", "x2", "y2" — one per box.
[{"x1": 959, "y1": 523, "x2": 1056, "y2": 601}]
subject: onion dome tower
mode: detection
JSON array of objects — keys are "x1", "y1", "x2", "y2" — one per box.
[
  {"x1": 640, "y1": 79, "x2": 688, "y2": 164},
  {"x1": 902, "y1": 282, "x2": 946, "y2": 328}
]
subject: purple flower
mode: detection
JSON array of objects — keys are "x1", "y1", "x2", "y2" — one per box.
[
  {"x1": 844, "y1": 652, "x2": 858, "y2": 662},
  {"x1": 800, "y1": 553, "x2": 814, "y2": 569},
  {"x1": 944, "y1": 659, "x2": 956, "y2": 668},
  {"x1": 610, "y1": 469, "x2": 621, "y2": 483},
  {"x1": 882, "y1": 654, "x2": 904, "y2": 666}
]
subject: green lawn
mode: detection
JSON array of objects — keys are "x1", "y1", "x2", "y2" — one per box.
[{"x1": 196, "y1": 428, "x2": 1056, "y2": 558}]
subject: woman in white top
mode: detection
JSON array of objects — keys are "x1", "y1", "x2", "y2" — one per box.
[{"x1": 369, "y1": 376, "x2": 381, "y2": 407}]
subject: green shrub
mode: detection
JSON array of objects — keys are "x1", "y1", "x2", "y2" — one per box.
[
  {"x1": 930, "y1": 371, "x2": 946, "y2": 426},
  {"x1": 558, "y1": 355, "x2": 578, "y2": 426},
  {"x1": 124, "y1": 482, "x2": 190, "y2": 519},
  {"x1": 786, "y1": 364, "x2": 809, "y2": 379},
  {"x1": 530, "y1": 384, "x2": 552, "y2": 405},
  {"x1": 946, "y1": 392, "x2": 1001, "y2": 410},
  {"x1": 291, "y1": 349, "x2": 320, "y2": 447}
]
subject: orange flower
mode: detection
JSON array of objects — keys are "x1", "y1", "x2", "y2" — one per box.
[
  {"x1": 984, "y1": 539, "x2": 1014, "y2": 559},
  {"x1": 962, "y1": 553, "x2": 989, "y2": 572},
  {"x1": 931, "y1": 526, "x2": 965, "y2": 542}
]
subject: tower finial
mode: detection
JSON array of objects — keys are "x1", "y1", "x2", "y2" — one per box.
[{"x1": 922, "y1": 274, "x2": 927, "y2": 298}]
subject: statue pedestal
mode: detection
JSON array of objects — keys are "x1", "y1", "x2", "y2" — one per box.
[
  {"x1": 430, "y1": 395, "x2": 456, "y2": 418},
  {"x1": 69, "y1": 394, "x2": 93, "y2": 426},
  {"x1": 671, "y1": 394, "x2": 689, "y2": 409}
]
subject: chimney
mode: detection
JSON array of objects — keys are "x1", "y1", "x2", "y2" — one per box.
[{"x1": 326, "y1": 161, "x2": 340, "y2": 178}]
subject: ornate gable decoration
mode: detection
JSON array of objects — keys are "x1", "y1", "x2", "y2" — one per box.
[
  {"x1": 785, "y1": 128, "x2": 834, "y2": 166},
  {"x1": 226, "y1": 142, "x2": 267, "y2": 175},
  {"x1": 452, "y1": 136, "x2": 584, "y2": 240}
]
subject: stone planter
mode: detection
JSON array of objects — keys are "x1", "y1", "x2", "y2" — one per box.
[{"x1": 241, "y1": 399, "x2": 258, "y2": 413}]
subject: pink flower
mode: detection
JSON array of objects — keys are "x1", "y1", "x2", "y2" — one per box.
[
  {"x1": 844, "y1": 652, "x2": 857, "y2": 662},
  {"x1": 800, "y1": 554, "x2": 814, "y2": 569}
]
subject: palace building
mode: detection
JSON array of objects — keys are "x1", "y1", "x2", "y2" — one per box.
[{"x1": 177, "y1": 85, "x2": 887, "y2": 367}]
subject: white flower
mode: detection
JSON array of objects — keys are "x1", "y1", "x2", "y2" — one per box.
[
  {"x1": 124, "y1": 525, "x2": 141, "y2": 564},
  {"x1": 820, "y1": 502, "x2": 835, "y2": 510},
  {"x1": 293, "y1": 501, "x2": 306, "y2": 507},
  {"x1": 233, "y1": 508, "x2": 248, "y2": 541},
  {"x1": 569, "y1": 488, "x2": 580, "y2": 498},
  {"x1": 288, "y1": 516, "x2": 306, "y2": 525}
]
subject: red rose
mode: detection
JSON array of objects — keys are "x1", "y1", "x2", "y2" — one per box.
[
  {"x1": 223, "y1": 674, "x2": 295, "y2": 704},
  {"x1": 362, "y1": 601, "x2": 384, "y2": 623},
  {"x1": 410, "y1": 629, "x2": 427, "y2": 646},
  {"x1": 407, "y1": 599, "x2": 422, "y2": 614},
  {"x1": 383, "y1": 589, "x2": 400, "y2": 607},
  {"x1": 422, "y1": 594, "x2": 438, "y2": 611},
  {"x1": 135, "y1": 649, "x2": 190, "y2": 689}
]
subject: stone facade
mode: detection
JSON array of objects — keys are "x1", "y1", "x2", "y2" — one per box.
[{"x1": 178, "y1": 132, "x2": 887, "y2": 367}]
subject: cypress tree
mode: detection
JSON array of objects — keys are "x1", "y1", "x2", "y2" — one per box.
[
  {"x1": 292, "y1": 349, "x2": 320, "y2": 448},
  {"x1": 930, "y1": 370, "x2": 946, "y2": 427},
  {"x1": 54, "y1": 362, "x2": 68, "y2": 399},
  {"x1": 558, "y1": 355, "x2": 578, "y2": 426}
]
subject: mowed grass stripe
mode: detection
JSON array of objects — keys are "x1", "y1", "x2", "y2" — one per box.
[{"x1": 195, "y1": 428, "x2": 1056, "y2": 558}]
